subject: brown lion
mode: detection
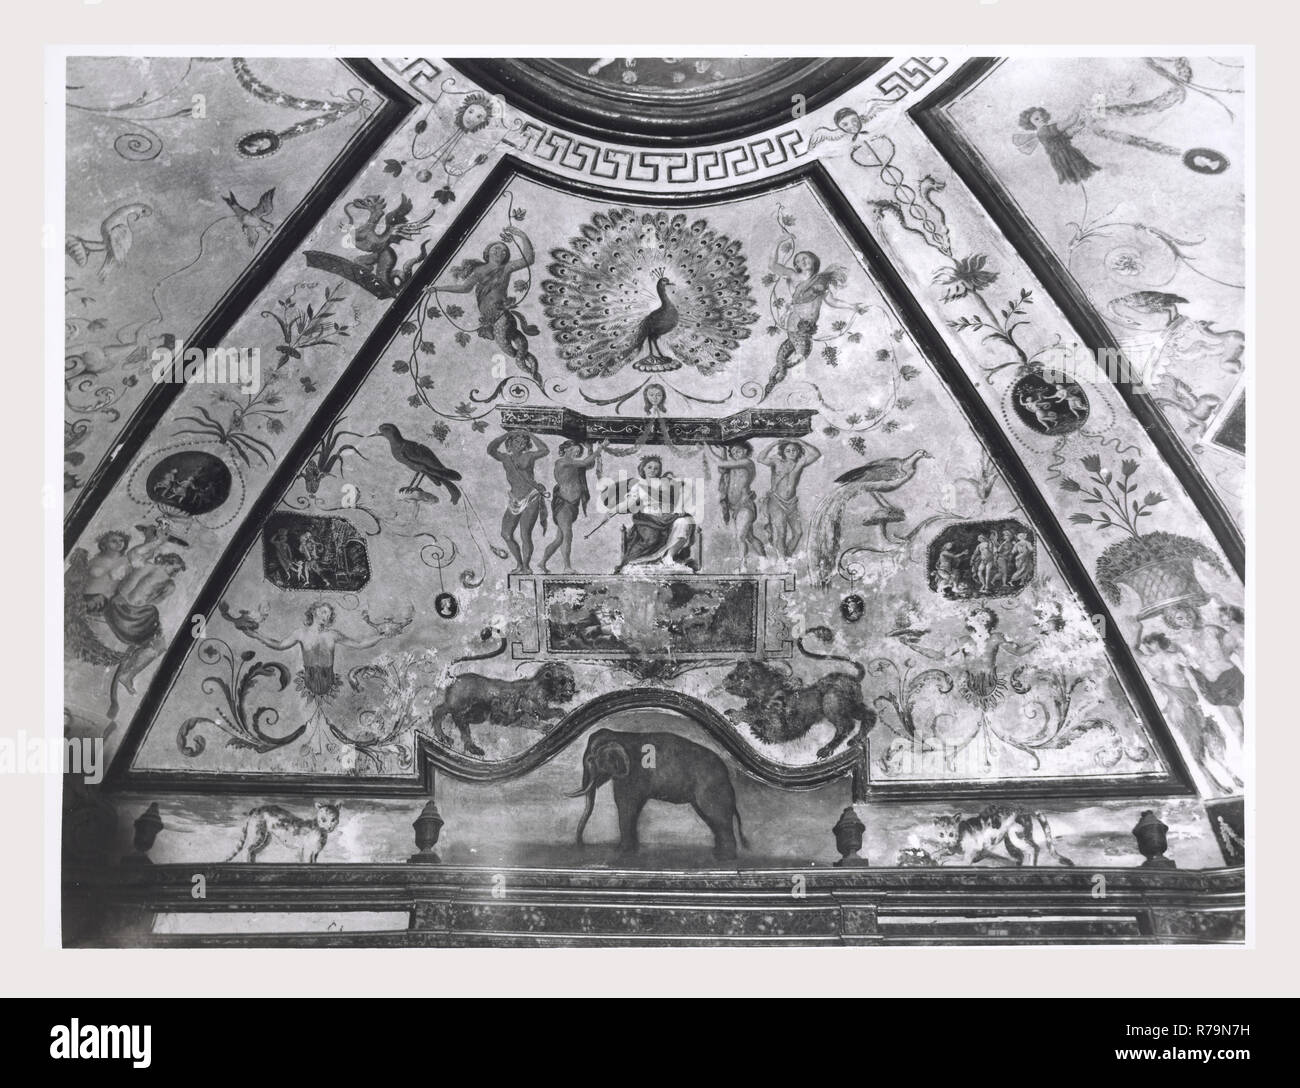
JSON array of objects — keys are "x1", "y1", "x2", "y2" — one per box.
[
  {"x1": 430, "y1": 662, "x2": 577, "y2": 758},
  {"x1": 722, "y1": 658, "x2": 874, "y2": 760}
]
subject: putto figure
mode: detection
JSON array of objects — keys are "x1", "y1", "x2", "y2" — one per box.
[
  {"x1": 435, "y1": 226, "x2": 541, "y2": 382},
  {"x1": 487, "y1": 428, "x2": 550, "y2": 573},
  {"x1": 65, "y1": 522, "x2": 189, "y2": 718},
  {"x1": 710, "y1": 441, "x2": 766, "y2": 560},
  {"x1": 764, "y1": 247, "x2": 868, "y2": 396},
  {"x1": 911, "y1": 606, "x2": 1038, "y2": 712},
  {"x1": 542, "y1": 439, "x2": 604, "y2": 574},
  {"x1": 759, "y1": 438, "x2": 822, "y2": 557},
  {"x1": 242, "y1": 602, "x2": 401, "y2": 758},
  {"x1": 1014, "y1": 107, "x2": 1100, "y2": 185}
]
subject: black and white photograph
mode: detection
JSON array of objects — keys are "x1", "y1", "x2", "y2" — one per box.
[{"x1": 2, "y1": 0, "x2": 1291, "y2": 1053}]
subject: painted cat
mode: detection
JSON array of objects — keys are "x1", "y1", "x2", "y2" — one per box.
[
  {"x1": 225, "y1": 801, "x2": 341, "y2": 863},
  {"x1": 931, "y1": 805, "x2": 1073, "y2": 867}
]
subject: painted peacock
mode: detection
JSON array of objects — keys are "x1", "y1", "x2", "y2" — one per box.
[{"x1": 541, "y1": 209, "x2": 759, "y2": 379}]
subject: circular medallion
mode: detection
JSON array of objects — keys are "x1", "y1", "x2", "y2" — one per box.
[
  {"x1": 237, "y1": 129, "x2": 281, "y2": 158},
  {"x1": 145, "y1": 451, "x2": 232, "y2": 515},
  {"x1": 1011, "y1": 372, "x2": 1090, "y2": 435}
]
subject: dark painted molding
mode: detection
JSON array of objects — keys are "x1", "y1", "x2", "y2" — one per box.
[
  {"x1": 105, "y1": 155, "x2": 1194, "y2": 802},
  {"x1": 910, "y1": 57, "x2": 1244, "y2": 580},
  {"x1": 65, "y1": 863, "x2": 1245, "y2": 947},
  {"x1": 64, "y1": 59, "x2": 420, "y2": 553},
  {"x1": 448, "y1": 58, "x2": 887, "y2": 148},
  {"x1": 415, "y1": 687, "x2": 864, "y2": 787}
]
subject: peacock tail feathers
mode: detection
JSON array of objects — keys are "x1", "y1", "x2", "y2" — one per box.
[{"x1": 541, "y1": 208, "x2": 758, "y2": 378}]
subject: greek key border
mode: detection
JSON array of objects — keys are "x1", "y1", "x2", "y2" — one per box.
[{"x1": 383, "y1": 56, "x2": 949, "y2": 188}]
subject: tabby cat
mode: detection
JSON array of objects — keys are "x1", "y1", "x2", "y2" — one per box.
[
  {"x1": 225, "y1": 801, "x2": 341, "y2": 863},
  {"x1": 931, "y1": 805, "x2": 1073, "y2": 867}
]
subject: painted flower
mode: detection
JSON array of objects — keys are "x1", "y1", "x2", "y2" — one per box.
[
  {"x1": 932, "y1": 255, "x2": 998, "y2": 301},
  {"x1": 1106, "y1": 247, "x2": 1144, "y2": 277}
]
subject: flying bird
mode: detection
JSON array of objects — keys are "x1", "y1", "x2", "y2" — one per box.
[
  {"x1": 222, "y1": 188, "x2": 276, "y2": 246},
  {"x1": 541, "y1": 208, "x2": 757, "y2": 378},
  {"x1": 373, "y1": 423, "x2": 463, "y2": 503},
  {"x1": 66, "y1": 203, "x2": 152, "y2": 280}
]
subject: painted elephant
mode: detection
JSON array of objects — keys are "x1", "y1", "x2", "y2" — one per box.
[{"x1": 568, "y1": 729, "x2": 749, "y2": 859}]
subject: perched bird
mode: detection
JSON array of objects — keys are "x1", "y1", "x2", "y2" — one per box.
[
  {"x1": 222, "y1": 188, "x2": 276, "y2": 246},
  {"x1": 66, "y1": 203, "x2": 152, "y2": 280},
  {"x1": 372, "y1": 423, "x2": 463, "y2": 503},
  {"x1": 808, "y1": 449, "x2": 931, "y2": 586},
  {"x1": 624, "y1": 272, "x2": 679, "y2": 367},
  {"x1": 835, "y1": 449, "x2": 932, "y2": 516},
  {"x1": 542, "y1": 208, "x2": 758, "y2": 378}
]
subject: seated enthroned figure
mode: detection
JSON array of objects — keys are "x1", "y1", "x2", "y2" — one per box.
[{"x1": 614, "y1": 455, "x2": 700, "y2": 573}]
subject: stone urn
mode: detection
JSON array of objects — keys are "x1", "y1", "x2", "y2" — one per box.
[
  {"x1": 1132, "y1": 809, "x2": 1176, "y2": 869},
  {"x1": 123, "y1": 802, "x2": 164, "y2": 866},
  {"x1": 832, "y1": 806, "x2": 867, "y2": 867},
  {"x1": 409, "y1": 800, "x2": 444, "y2": 864}
]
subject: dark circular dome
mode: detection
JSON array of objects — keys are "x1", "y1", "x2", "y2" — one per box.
[{"x1": 448, "y1": 57, "x2": 887, "y2": 147}]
